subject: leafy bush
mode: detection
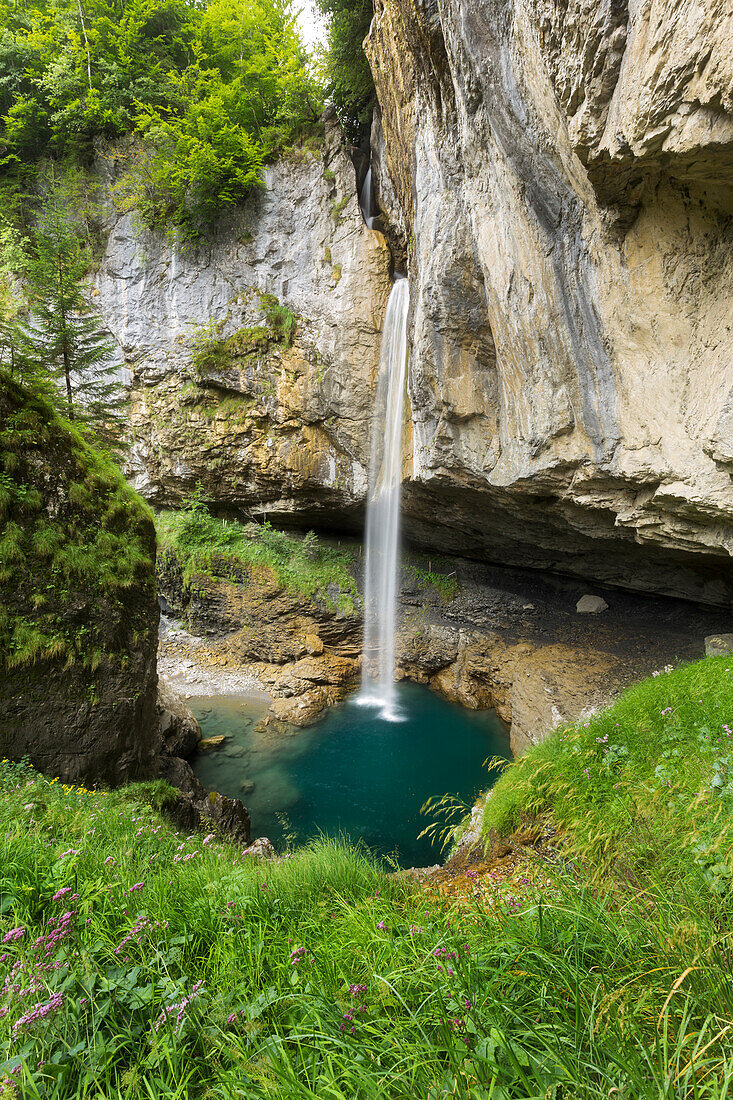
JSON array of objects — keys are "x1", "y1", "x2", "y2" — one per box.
[
  {"x1": 0, "y1": 0, "x2": 324, "y2": 233},
  {"x1": 315, "y1": 0, "x2": 375, "y2": 143}
]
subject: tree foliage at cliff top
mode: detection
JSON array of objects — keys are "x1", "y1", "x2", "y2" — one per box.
[
  {"x1": 315, "y1": 0, "x2": 374, "y2": 143},
  {"x1": 0, "y1": 0, "x2": 323, "y2": 232}
]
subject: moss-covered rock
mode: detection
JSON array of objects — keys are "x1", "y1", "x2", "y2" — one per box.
[{"x1": 0, "y1": 374, "x2": 160, "y2": 784}]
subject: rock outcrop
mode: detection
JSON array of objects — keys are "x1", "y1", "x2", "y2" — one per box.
[
  {"x1": 394, "y1": 553, "x2": 731, "y2": 753},
  {"x1": 95, "y1": 115, "x2": 392, "y2": 531},
  {"x1": 157, "y1": 540, "x2": 361, "y2": 726},
  {"x1": 155, "y1": 526, "x2": 731, "y2": 752},
  {"x1": 367, "y1": 0, "x2": 733, "y2": 605},
  {"x1": 0, "y1": 377, "x2": 160, "y2": 784}
]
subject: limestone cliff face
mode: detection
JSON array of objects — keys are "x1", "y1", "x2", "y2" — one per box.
[
  {"x1": 367, "y1": 0, "x2": 733, "y2": 605},
  {"x1": 96, "y1": 10, "x2": 733, "y2": 606},
  {"x1": 96, "y1": 119, "x2": 392, "y2": 530}
]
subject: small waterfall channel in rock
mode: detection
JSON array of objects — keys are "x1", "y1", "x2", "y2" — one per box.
[
  {"x1": 359, "y1": 277, "x2": 410, "y2": 719},
  {"x1": 359, "y1": 166, "x2": 376, "y2": 229}
]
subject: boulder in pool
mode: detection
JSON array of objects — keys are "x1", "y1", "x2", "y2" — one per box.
[{"x1": 198, "y1": 735, "x2": 227, "y2": 753}]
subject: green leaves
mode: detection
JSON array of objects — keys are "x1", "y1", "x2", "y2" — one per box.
[{"x1": 0, "y1": 0, "x2": 324, "y2": 232}]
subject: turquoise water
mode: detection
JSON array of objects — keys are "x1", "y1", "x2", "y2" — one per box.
[{"x1": 189, "y1": 683, "x2": 510, "y2": 867}]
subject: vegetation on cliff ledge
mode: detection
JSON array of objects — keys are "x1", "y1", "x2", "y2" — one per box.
[
  {"x1": 156, "y1": 500, "x2": 358, "y2": 614},
  {"x1": 2, "y1": 658, "x2": 733, "y2": 1096},
  {"x1": 0, "y1": 373, "x2": 155, "y2": 672}
]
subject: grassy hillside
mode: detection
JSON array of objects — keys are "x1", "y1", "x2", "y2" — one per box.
[{"x1": 1, "y1": 658, "x2": 733, "y2": 1097}]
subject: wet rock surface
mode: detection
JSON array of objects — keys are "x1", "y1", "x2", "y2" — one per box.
[
  {"x1": 395, "y1": 554, "x2": 731, "y2": 752},
  {"x1": 156, "y1": 532, "x2": 731, "y2": 754}
]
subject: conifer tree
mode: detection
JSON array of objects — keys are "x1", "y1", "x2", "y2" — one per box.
[{"x1": 23, "y1": 176, "x2": 126, "y2": 451}]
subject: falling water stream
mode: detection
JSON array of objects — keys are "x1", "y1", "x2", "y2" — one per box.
[
  {"x1": 189, "y1": 174, "x2": 512, "y2": 864},
  {"x1": 359, "y1": 166, "x2": 376, "y2": 230},
  {"x1": 359, "y1": 277, "x2": 410, "y2": 719}
]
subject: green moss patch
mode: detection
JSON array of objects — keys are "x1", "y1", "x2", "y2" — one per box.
[{"x1": 0, "y1": 373, "x2": 156, "y2": 671}]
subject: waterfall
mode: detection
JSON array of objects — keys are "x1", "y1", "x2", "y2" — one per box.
[
  {"x1": 359, "y1": 167, "x2": 376, "y2": 230},
  {"x1": 359, "y1": 277, "x2": 410, "y2": 719}
]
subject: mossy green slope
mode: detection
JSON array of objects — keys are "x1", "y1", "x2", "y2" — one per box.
[
  {"x1": 156, "y1": 504, "x2": 358, "y2": 615},
  {"x1": 2, "y1": 659, "x2": 733, "y2": 1097},
  {"x1": 0, "y1": 374, "x2": 159, "y2": 783}
]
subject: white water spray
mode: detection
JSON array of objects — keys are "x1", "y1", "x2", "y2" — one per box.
[{"x1": 359, "y1": 277, "x2": 410, "y2": 719}]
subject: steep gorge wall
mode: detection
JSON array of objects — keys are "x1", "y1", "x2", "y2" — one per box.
[
  {"x1": 95, "y1": 7, "x2": 733, "y2": 606},
  {"x1": 96, "y1": 119, "x2": 391, "y2": 531},
  {"x1": 367, "y1": 0, "x2": 733, "y2": 605}
]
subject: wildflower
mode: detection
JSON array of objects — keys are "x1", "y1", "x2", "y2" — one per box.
[
  {"x1": 376, "y1": 921, "x2": 387, "y2": 931},
  {"x1": 12, "y1": 992, "x2": 64, "y2": 1035},
  {"x1": 2, "y1": 928, "x2": 23, "y2": 944},
  {"x1": 349, "y1": 983, "x2": 367, "y2": 997},
  {"x1": 51, "y1": 887, "x2": 72, "y2": 902},
  {"x1": 153, "y1": 981, "x2": 204, "y2": 1034},
  {"x1": 128, "y1": 883, "x2": 144, "y2": 893}
]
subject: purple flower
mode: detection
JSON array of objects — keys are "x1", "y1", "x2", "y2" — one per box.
[
  {"x1": 128, "y1": 883, "x2": 144, "y2": 893},
  {"x1": 376, "y1": 921, "x2": 387, "y2": 931},
  {"x1": 12, "y1": 992, "x2": 64, "y2": 1035}
]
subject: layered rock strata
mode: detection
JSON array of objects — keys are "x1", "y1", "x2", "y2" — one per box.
[
  {"x1": 95, "y1": 117, "x2": 391, "y2": 532},
  {"x1": 367, "y1": 0, "x2": 733, "y2": 605},
  {"x1": 157, "y1": 546, "x2": 361, "y2": 727}
]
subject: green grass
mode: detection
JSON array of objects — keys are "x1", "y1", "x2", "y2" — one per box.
[
  {"x1": 3, "y1": 659, "x2": 733, "y2": 1096},
  {"x1": 484, "y1": 655, "x2": 733, "y2": 888},
  {"x1": 406, "y1": 555, "x2": 460, "y2": 602},
  {"x1": 156, "y1": 502, "x2": 359, "y2": 615}
]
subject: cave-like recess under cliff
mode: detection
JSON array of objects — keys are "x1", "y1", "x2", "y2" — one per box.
[{"x1": 94, "y1": 0, "x2": 733, "y2": 608}]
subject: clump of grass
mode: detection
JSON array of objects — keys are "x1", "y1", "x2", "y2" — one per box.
[
  {"x1": 406, "y1": 555, "x2": 459, "y2": 602},
  {"x1": 259, "y1": 293, "x2": 297, "y2": 348},
  {"x1": 190, "y1": 323, "x2": 270, "y2": 382},
  {"x1": 330, "y1": 195, "x2": 349, "y2": 225},
  {"x1": 156, "y1": 497, "x2": 358, "y2": 614}
]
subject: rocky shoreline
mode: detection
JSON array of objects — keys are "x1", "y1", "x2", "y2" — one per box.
[{"x1": 156, "y1": 539, "x2": 731, "y2": 756}]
